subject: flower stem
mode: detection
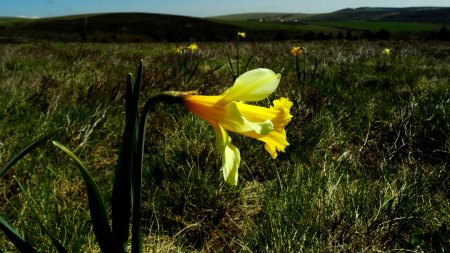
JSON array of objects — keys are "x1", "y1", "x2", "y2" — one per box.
[
  {"x1": 132, "y1": 91, "x2": 196, "y2": 253},
  {"x1": 236, "y1": 36, "x2": 240, "y2": 77}
]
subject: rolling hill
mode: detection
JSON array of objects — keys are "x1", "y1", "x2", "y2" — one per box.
[
  {"x1": 0, "y1": 7, "x2": 448, "y2": 42},
  {"x1": 211, "y1": 7, "x2": 450, "y2": 23},
  {"x1": 0, "y1": 12, "x2": 243, "y2": 42}
]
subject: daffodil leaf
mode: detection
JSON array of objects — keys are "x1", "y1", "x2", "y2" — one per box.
[
  {"x1": 52, "y1": 141, "x2": 119, "y2": 253},
  {"x1": 112, "y1": 61, "x2": 142, "y2": 253},
  {"x1": 0, "y1": 215, "x2": 37, "y2": 253},
  {"x1": 0, "y1": 128, "x2": 60, "y2": 177}
]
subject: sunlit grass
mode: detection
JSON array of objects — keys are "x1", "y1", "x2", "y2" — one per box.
[{"x1": 1, "y1": 40, "x2": 449, "y2": 252}]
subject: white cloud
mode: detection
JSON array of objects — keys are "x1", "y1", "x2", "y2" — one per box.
[{"x1": 16, "y1": 15, "x2": 41, "y2": 19}]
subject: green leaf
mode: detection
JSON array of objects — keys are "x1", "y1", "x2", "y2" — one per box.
[
  {"x1": 226, "y1": 53, "x2": 236, "y2": 79},
  {"x1": 112, "y1": 60, "x2": 142, "y2": 252},
  {"x1": 13, "y1": 176, "x2": 68, "y2": 253},
  {"x1": 131, "y1": 100, "x2": 147, "y2": 253},
  {"x1": 0, "y1": 128, "x2": 60, "y2": 177},
  {"x1": 130, "y1": 60, "x2": 145, "y2": 253},
  {"x1": 0, "y1": 215, "x2": 37, "y2": 253},
  {"x1": 52, "y1": 141, "x2": 119, "y2": 253},
  {"x1": 125, "y1": 73, "x2": 135, "y2": 118}
]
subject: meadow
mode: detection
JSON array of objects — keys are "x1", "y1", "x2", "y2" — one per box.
[
  {"x1": 1, "y1": 40, "x2": 449, "y2": 252},
  {"x1": 309, "y1": 21, "x2": 444, "y2": 33}
]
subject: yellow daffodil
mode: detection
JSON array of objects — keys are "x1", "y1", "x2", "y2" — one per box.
[
  {"x1": 187, "y1": 43, "x2": 198, "y2": 52},
  {"x1": 238, "y1": 32, "x2": 246, "y2": 38},
  {"x1": 174, "y1": 46, "x2": 183, "y2": 54},
  {"x1": 291, "y1": 46, "x2": 302, "y2": 56},
  {"x1": 182, "y1": 69, "x2": 293, "y2": 186},
  {"x1": 383, "y1": 48, "x2": 391, "y2": 55}
]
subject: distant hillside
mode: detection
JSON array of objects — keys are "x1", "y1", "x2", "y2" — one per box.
[
  {"x1": 210, "y1": 12, "x2": 313, "y2": 21},
  {"x1": 0, "y1": 12, "x2": 243, "y2": 42},
  {"x1": 212, "y1": 7, "x2": 450, "y2": 24},
  {"x1": 209, "y1": 7, "x2": 450, "y2": 41},
  {"x1": 0, "y1": 7, "x2": 449, "y2": 42},
  {"x1": 0, "y1": 17, "x2": 29, "y2": 22},
  {"x1": 307, "y1": 7, "x2": 450, "y2": 23}
]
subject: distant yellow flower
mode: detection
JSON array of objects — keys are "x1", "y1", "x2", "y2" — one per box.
[
  {"x1": 238, "y1": 32, "x2": 246, "y2": 38},
  {"x1": 182, "y1": 69, "x2": 293, "y2": 186},
  {"x1": 291, "y1": 46, "x2": 302, "y2": 56},
  {"x1": 383, "y1": 48, "x2": 391, "y2": 55},
  {"x1": 187, "y1": 43, "x2": 198, "y2": 52},
  {"x1": 174, "y1": 46, "x2": 183, "y2": 54}
]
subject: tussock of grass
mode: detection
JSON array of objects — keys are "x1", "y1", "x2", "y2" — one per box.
[{"x1": 1, "y1": 41, "x2": 449, "y2": 252}]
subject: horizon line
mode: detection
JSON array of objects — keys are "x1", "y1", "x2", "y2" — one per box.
[{"x1": 2, "y1": 6, "x2": 449, "y2": 19}]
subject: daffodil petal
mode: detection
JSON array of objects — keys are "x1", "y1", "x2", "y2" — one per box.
[
  {"x1": 214, "y1": 125, "x2": 240, "y2": 186},
  {"x1": 221, "y1": 102, "x2": 273, "y2": 134},
  {"x1": 262, "y1": 129, "x2": 288, "y2": 159},
  {"x1": 219, "y1": 68, "x2": 280, "y2": 103},
  {"x1": 264, "y1": 142, "x2": 278, "y2": 159},
  {"x1": 241, "y1": 128, "x2": 289, "y2": 159}
]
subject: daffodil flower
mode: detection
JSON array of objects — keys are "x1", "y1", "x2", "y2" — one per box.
[
  {"x1": 174, "y1": 46, "x2": 183, "y2": 54},
  {"x1": 182, "y1": 69, "x2": 293, "y2": 186},
  {"x1": 291, "y1": 46, "x2": 302, "y2": 56},
  {"x1": 383, "y1": 48, "x2": 391, "y2": 55},
  {"x1": 187, "y1": 43, "x2": 198, "y2": 52},
  {"x1": 238, "y1": 32, "x2": 246, "y2": 38}
]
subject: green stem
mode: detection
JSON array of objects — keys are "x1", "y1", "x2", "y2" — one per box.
[
  {"x1": 303, "y1": 51, "x2": 306, "y2": 82},
  {"x1": 236, "y1": 36, "x2": 240, "y2": 77},
  {"x1": 132, "y1": 91, "x2": 195, "y2": 253},
  {"x1": 183, "y1": 53, "x2": 187, "y2": 84}
]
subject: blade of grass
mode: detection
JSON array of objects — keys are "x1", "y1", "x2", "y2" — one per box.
[
  {"x1": 227, "y1": 53, "x2": 236, "y2": 79},
  {"x1": 13, "y1": 176, "x2": 68, "y2": 253},
  {"x1": 0, "y1": 128, "x2": 60, "y2": 177},
  {"x1": 186, "y1": 62, "x2": 200, "y2": 84},
  {"x1": 310, "y1": 56, "x2": 319, "y2": 83},
  {"x1": 212, "y1": 63, "x2": 224, "y2": 73},
  {"x1": 52, "y1": 141, "x2": 119, "y2": 253},
  {"x1": 243, "y1": 55, "x2": 255, "y2": 72}
]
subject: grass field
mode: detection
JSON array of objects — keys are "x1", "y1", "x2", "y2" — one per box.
[
  {"x1": 1, "y1": 40, "x2": 450, "y2": 252},
  {"x1": 211, "y1": 18, "x2": 444, "y2": 34},
  {"x1": 210, "y1": 19, "x2": 344, "y2": 33},
  {"x1": 311, "y1": 21, "x2": 444, "y2": 32}
]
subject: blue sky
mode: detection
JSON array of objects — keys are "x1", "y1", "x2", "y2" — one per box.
[{"x1": 1, "y1": 0, "x2": 450, "y2": 18}]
